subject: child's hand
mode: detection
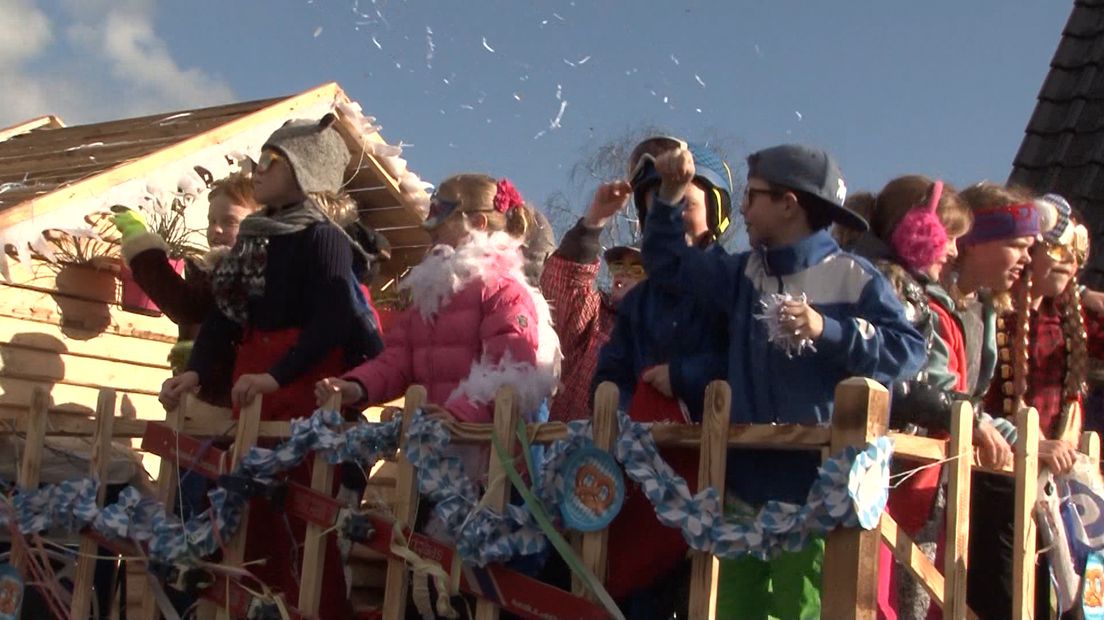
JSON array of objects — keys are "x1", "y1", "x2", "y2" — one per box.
[
  {"x1": 1083, "y1": 289, "x2": 1104, "y2": 316},
  {"x1": 1039, "y1": 439, "x2": 1079, "y2": 474},
  {"x1": 642, "y1": 365, "x2": 674, "y2": 398},
  {"x1": 782, "y1": 299, "x2": 824, "y2": 341},
  {"x1": 584, "y1": 181, "x2": 632, "y2": 228},
  {"x1": 160, "y1": 371, "x2": 199, "y2": 410},
  {"x1": 973, "y1": 420, "x2": 1013, "y2": 470},
  {"x1": 656, "y1": 147, "x2": 695, "y2": 205},
  {"x1": 315, "y1": 378, "x2": 364, "y2": 407},
  {"x1": 108, "y1": 208, "x2": 149, "y2": 242},
  {"x1": 231, "y1": 373, "x2": 279, "y2": 408}
]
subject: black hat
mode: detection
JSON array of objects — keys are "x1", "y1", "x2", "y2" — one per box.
[{"x1": 747, "y1": 144, "x2": 868, "y2": 232}]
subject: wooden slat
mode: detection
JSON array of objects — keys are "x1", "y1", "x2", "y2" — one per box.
[
  {"x1": 881, "y1": 514, "x2": 947, "y2": 609},
  {"x1": 944, "y1": 402, "x2": 973, "y2": 620},
  {"x1": 70, "y1": 389, "x2": 117, "y2": 620},
  {"x1": 1081, "y1": 431, "x2": 1101, "y2": 465},
  {"x1": 138, "y1": 397, "x2": 184, "y2": 620},
  {"x1": 214, "y1": 396, "x2": 263, "y2": 620},
  {"x1": 11, "y1": 387, "x2": 49, "y2": 574},
  {"x1": 298, "y1": 393, "x2": 341, "y2": 615},
  {"x1": 1012, "y1": 407, "x2": 1040, "y2": 620},
  {"x1": 1, "y1": 281, "x2": 177, "y2": 340},
  {"x1": 0, "y1": 115, "x2": 64, "y2": 143},
  {"x1": 475, "y1": 387, "x2": 521, "y2": 620},
  {"x1": 382, "y1": 386, "x2": 427, "y2": 620},
  {"x1": 821, "y1": 378, "x2": 888, "y2": 620},
  {"x1": 0, "y1": 342, "x2": 170, "y2": 394},
  {"x1": 0, "y1": 83, "x2": 340, "y2": 230},
  {"x1": 0, "y1": 376, "x2": 163, "y2": 419},
  {"x1": 575, "y1": 382, "x2": 618, "y2": 597},
  {"x1": 0, "y1": 315, "x2": 174, "y2": 366},
  {"x1": 689, "y1": 381, "x2": 731, "y2": 620}
]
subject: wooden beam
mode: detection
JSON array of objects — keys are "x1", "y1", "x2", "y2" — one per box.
[
  {"x1": 475, "y1": 386, "x2": 521, "y2": 620},
  {"x1": 575, "y1": 382, "x2": 618, "y2": 597},
  {"x1": 214, "y1": 396, "x2": 264, "y2": 620},
  {"x1": 1012, "y1": 407, "x2": 1040, "y2": 620},
  {"x1": 689, "y1": 381, "x2": 731, "y2": 620},
  {"x1": 821, "y1": 377, "x2": 888, "y2": 620},
  {"x1": 0, "y1": 115, "x2": 64, "y2": 143},
  {"x1": 382, "y1": 386, "x2": 427, "y2": 620},
  {"x1": 1080, "y1": 431, "x2": 1101, "y2": 466},
  {"x1": 70, "y1": 388, "x2": 117, "y2": 620},
  {"x1": 298, "y1": 393, "x2": 341, "y2": 615},
  {"x1": 944, "y1": 402, "x2": 973, "y2": 620},
  {"x1": 881, "y1": 513, "x2": 946, "y2": 609},
  {"x1": 11, "y1": 387, "x2": 49, "y2": 575},
  {"x1": 0, "y1": 83, "x2": 340, "y2": 230},
  {"x1": 138, "y1": 396, "x2": 184, "y2": 620}
]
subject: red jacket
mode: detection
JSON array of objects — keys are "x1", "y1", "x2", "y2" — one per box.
[{"x1": 539, "y1": 219, "x2": 617, "y2": 422}]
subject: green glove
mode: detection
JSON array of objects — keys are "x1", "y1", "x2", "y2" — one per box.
[
  {"x1": 168, "y1": 340, "x2": 194, "y2": 375},
  {"x1": 109, "y1": 208, "x2": 149, "y2": 242}
]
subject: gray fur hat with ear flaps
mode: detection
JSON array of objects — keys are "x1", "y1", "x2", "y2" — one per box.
[{"x1": 262, "y1": 113, "x2": 352, "y2": 195}]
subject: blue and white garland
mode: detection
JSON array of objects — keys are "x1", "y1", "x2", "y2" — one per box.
[{"x1": 1, "y1": 407, "x2": 893, "y2": 572}]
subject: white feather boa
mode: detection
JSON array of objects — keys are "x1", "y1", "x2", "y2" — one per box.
[{"x1": 400, "y1": 231, "x2": 561, "y2": 417}]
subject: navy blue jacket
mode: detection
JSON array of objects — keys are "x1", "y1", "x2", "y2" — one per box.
[
  {"x1": 593, "y1": 250, "x2": 729, "y2": 422},
  {"x1": 643, "y1": 199, "x2": 925, "y2": 504}
]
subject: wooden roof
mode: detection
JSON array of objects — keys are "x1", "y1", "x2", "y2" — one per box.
[
  {"x1": 0, "y1": 82, "x2": 430, "y2": 284},
  {"x1": 1009, "y1": 0, "x2": 1104, "y2": 276}
]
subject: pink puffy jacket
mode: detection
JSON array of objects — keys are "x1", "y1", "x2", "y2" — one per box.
[{"x1": 342, "y1": 232, "x2": 560, "y2": 423}]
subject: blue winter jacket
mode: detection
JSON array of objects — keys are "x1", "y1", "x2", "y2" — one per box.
[
  {"x1": 642, "y1": 198, "x2": 926, "y2": 504},
  {"x1": 593, "y1": 267, "x2": 729, "y2": 421}
]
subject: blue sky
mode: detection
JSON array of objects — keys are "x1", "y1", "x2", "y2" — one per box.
[{"x1": 0, "y1": 1, "x2": 1071, "y2": 240}]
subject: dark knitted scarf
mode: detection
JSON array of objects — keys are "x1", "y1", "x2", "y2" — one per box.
[{"x1": 212, "y1": 200, "x2": 327, "y2": 324}]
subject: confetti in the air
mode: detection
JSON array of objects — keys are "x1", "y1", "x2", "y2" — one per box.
[
  {"x1": 513, "y1": 93, "x2": 522, "y2": 101},
  {"x1": 795, "y1": 110, "x2": 803, "y2": 121},
  {"x1": 550, "y1": 101, "x2": 568, "y2": 128},
  {"x1": 425, "y1": 27, "x2": 435, "y2": 67},
  {"x1": 555, "y1": 83, "x2": 563, "y2": 100},
  {"x1": 694, "y1": 74, "x2": 706, "y2": 87},
  {"x1": 482, "y1": 37, "x2": 496, "y2": 53},
  {"x1": 670, "y1": 53, "x2": 680, "y2": 66},
  {"x1": 460, "y1": 104, "x2": 475, "y2": 110},
  {"x1": 696, "y1": 108, "x2": 703, "y2": 114},
  {"x1": 754, "y1": 44, "x2": 763, "y2": 57},
  {"x1": 313, "y1": 26, "x2": 323, "y2": 38},
  {"x1": 371, "y1": 36, "x2": 382, "y2": 50}
]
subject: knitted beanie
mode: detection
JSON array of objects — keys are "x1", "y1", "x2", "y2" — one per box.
[{"x1": 263, "y1": 113, "x2": 351, "y2": 195}]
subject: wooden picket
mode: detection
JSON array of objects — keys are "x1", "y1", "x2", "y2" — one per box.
[{"x1": 2, "y1": 377, "x2": 1097, "y2": 619}]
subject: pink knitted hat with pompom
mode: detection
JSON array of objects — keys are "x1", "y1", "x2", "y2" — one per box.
[{"x1": 890, "y1": 180, "x2": 947, "y2": 273}]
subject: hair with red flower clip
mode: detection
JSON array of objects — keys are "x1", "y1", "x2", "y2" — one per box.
[{"x1": 494, "y1": 178, "x2": 525, "y2": 214}]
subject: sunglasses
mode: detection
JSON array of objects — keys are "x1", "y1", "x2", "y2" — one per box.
[
  {"x1": 608, "y1": 263, "x2": 646, "y2": 279},
  {"x1": 1042, "y1": 242, "x2": 1076, "y2": 264},
  {"x1": 256, "y1": 150, "x2": 285, "y2": 175}
]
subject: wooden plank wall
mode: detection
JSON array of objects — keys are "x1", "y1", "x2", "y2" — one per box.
[{"x1": 0, "y1": 258, "x2": 175, "y2": 453}]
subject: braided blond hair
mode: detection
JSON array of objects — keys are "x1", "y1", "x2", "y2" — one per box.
[{"x1": 1061, "y1": 275, "x2": 1089, "y2": 401}]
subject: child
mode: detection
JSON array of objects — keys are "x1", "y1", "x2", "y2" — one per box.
[
  {"x1": 971, "y1": 192, "x2": 1102, "y2": 619},
  {"x1": 159, "y1": 114, "x2": 384, "y2": 618},
  {"x1": 112, "y1": 172, "x2": 259, "y2": 399},
  {"x1": 540, "y1": 179, "x2": 645, "y2": 423},
  {"x1": 594, "y1": 138, "x2": 733, "y2": 616},
  {"x1": 843, "y1": 176, "x2": 1013, "y2": 619},
  {"x1": 642, "y1": 144, "x2": 926, "y2": 619},
  {"x1": 315, "y1": 173, "x2": 560, "y2": 455}
]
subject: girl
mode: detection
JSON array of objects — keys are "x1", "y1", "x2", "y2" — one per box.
[
  {"x1": 159, "y1": 114, "x2": 384, "y2": 619},
  {"x1": 315, "y1": 173, "x2": 560, "y2": 466},
  {"x1": 113, "y1": 171, "x2": 259, "y2": 400},
  {"x1": 844, "y1": 176, "x2": 1013, "y2": 620}
]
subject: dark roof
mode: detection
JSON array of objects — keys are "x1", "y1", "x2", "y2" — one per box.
[{"x1": 1010, "y1": 0, "x2": 1104, "y2": 219}]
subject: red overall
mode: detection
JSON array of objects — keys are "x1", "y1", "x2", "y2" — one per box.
[
  {"x1": 233, "y1": 327, "x2": 354, "y2": 619},
  {"x1": 605, "y1": 378, "x2": 699, "y2": 600}
]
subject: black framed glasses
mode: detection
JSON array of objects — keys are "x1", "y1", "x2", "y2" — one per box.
[{"x1": 744, "y1": 187, "x2": 782, "y2": 204}]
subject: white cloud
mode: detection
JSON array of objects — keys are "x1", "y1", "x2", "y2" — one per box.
[{"x1": 0, "y1": 0, "x2": 234, "y2": 127}]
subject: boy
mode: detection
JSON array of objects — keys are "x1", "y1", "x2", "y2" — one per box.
[
  {"x1": 593, "y1": 138, "x2": 734, "y2": 617},
  {"x1": 642, "y1": 144, "x2": 926, "y2": 618},
  {"x1": 540, "y1": 180, "x2": 646, "y2": 423}
]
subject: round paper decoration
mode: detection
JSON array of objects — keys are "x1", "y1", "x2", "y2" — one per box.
[{"x1": 560, "y1": 447, "x2": 625, "y2": 532}]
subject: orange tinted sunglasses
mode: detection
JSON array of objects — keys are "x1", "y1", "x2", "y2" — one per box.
[{"x1": 256, "y1": 150, "x2": 285, "y2": 174}]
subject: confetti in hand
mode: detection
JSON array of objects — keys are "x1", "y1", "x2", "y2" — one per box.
[{"x1": 755, "y1": 293, "x2": 818, "y2": 358}]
